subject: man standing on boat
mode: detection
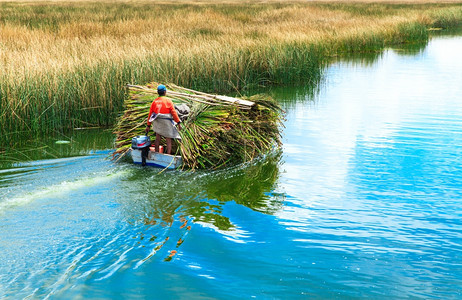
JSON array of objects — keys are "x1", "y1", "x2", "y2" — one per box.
[{"x1": 145, "y1": 84, "x2": 182, "y2": 154}]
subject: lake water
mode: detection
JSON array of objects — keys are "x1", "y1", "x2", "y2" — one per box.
[{"x1": 1, "y1": 34, "x2": 462, "y2": 299}]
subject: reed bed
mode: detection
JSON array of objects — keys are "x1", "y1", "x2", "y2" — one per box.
[
  {"x1": 1, "y1": 1, "x2": 462, "y2": 143},
  {"x1": 113, "y1": 83, "x2": 283, "y2": 169}
]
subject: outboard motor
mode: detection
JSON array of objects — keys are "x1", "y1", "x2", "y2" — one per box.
[{"x1": 132, "y1": 135, "x2": 151, "y2": 166}]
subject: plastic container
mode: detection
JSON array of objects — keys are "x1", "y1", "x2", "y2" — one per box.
[{"x1": 149, "y1": 145, "x2": 164, "y2": 153}]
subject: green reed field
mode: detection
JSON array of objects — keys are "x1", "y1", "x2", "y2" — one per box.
[{"x1": 1, "y1": 0, "x2": 462, "y2": 143}]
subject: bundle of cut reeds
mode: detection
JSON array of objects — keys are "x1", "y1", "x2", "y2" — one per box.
[{"x1": 113, "y1": 83, "x2": 283, "y2": 169}]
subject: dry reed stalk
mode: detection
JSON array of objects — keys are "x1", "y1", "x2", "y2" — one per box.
[
  {"x1": 1, "y1": 1, "x2": 457, "y2": 81},
  {"x1": 127, "y1": 84, "x2": 255, "y2": 108}
]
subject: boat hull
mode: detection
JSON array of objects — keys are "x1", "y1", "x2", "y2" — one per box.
[{"x1": 131, "y1": 148, "x2": 182, "y2": 169}]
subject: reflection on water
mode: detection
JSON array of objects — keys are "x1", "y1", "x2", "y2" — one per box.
[
  {"x1": 0, "y1": 144, "x2": 283, "y2": 298},
  {"x1": 273, "y1": 35, "x2": 462, "y2": 298},
  {"x1": 1, "y1": 34, "x2": 462, "y2": 299},
  {"x1": 118, "y1": 150, "x2": 284, "y2": 230},
  {"x1": 0, "y1": 129, "x2": 114, "y2": 169}
]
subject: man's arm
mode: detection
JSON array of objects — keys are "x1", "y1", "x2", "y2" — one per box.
[
  {"x1": 169, "y1": 100, "x2": 181, "y2": 124},
  {"x1": 145, "y1": 102, "x2": 154, "y2": 134}
]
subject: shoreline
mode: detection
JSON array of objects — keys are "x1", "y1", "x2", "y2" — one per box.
[{"x1": 1, "y1": 1, "x2": 461, "y2": 142}]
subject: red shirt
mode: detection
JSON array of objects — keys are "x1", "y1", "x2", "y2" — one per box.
[{"x1": 147, "y1": 96, "x2": 181, "y2": 126}]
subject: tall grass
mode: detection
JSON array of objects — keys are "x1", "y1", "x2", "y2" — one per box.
[{"x1": 1, "y1": 1, "x2": 462, "y2": 143}]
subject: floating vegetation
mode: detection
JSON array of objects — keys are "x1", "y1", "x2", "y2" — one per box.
[{"x1": 113, "y1": 83, "x2": 284, "y2": 169}]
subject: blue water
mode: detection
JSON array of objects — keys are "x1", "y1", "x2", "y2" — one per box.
[{"x1": 1, "y1": 35, "x2": 462, "y2": 299}]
